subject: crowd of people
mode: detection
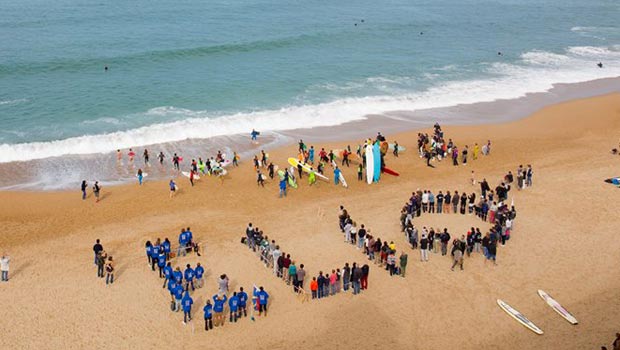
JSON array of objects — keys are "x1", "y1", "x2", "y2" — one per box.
[
  {"x1": 416, "y1": 123, "x2": 491, "y2": 168},
  {"x1": 243, "y1": 222, "x2": 370, "y2": 298},
  {"x1": 338, "y1": 206, "x2": 407, "y2": 278},
  {"x1": 138, "y1": 228, "x2": 269, "y2": 330},
  {"x1": 397, "y1": 163, "x2": 529, "y2": 269}
]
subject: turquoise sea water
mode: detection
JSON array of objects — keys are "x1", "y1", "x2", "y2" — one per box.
[{"x1": 1, "y1": 0, "x2": 619, "y2": 163}]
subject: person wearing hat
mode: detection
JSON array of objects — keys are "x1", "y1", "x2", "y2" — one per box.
[{"x1": 212, "y1": 293, "x2": 227, "y2": 326}]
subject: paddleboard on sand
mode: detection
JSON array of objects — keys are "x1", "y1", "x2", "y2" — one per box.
[
  {"x1": 182, "y1": 171, "x2": 200, "y2": 180},
  {"x1": 382, "y1": 167, "x2": 399, "y2": 176},
  {"x1": 372, "y1": 142, "x2": 381, "y2": 182},
  {"x1": 288, "y1": 158, "x2": 329, "y2": 181},
  {"x1": 497, "y1": 299, "x2": 544, "y2": 335},
  {"x1": 365, "y1": 144, "x2": 373, "y2": 185},
  {"x1": 604, "y1": 177, "x2": 620, "y2": 186},
  {"x1": 537, "y1": 290, "x2": 578, "y2": 325}
]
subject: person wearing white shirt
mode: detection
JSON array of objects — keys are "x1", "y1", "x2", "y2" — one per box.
[{"x1": 0, "y1": 253, "x2": 10, "y2": 282}]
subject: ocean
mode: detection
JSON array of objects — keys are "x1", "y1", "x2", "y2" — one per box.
[{"x1": 1, "y1": 0, "x2": 619, "y2": 189}]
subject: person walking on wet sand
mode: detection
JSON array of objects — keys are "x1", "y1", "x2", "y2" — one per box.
[{"x1": 81, "y1": 180, "x2": 88, "y2": 200}]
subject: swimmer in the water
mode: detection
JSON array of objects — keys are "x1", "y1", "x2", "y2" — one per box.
[{"x1": 597, "y1": 62, "x2": 603, "y2": 68}]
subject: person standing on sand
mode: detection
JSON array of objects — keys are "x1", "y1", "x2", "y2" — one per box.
[
  {"x1": 279, "y1": 178, "x2": 287, "y2": 198},
  {"x1": 612, "y1": 333, "x2": 620, "y2": 350},
  {"x1": 81, "y1": 180, "x2": 88, "y2": 200},
  {"x1": 137, "y1": 168, "x2": 143, "y2": 185},
  {"x1": 157, "y1": 151, "x2": 165, "y2": 165},
  {"x1": 194, "y1": 263, "x2": 204, "y2": 288},
  {"x1": 257, "y1": 170, "x2": 265, "y2": 187},
  {"x1": 163, "y1": 262, "x2": 173, "y2": 288},
  {"x1": 213, "y1": 294, "x2": 227, "y2": 326},
  {"x1": 105, "y1": 256, "x2": 115, "y2": 285},
  {"x1": 93, "y1": 239, "x2": 103, "y2": 265},
  {"x1": 184, "y1": 264, "x2": 195, "y2": 291},
  {"x1": 157, "y1": 250, "x2": 166, "y2": 278},
  {"x1": 203, "y1": 300, "x2": 213, "y2": 331},
  {"x1": 420, "y1": 234, "x2": 429, "y2": 262},
  {"x1": 526, "y1": 165, "x2": 533, "y2": 187},
  {"x1": 228, "y1": 292, "x2": 239, "y2": 322},
  {"x1": 182, "y1": 291, "x2": 193, "y2": 324},
  {"x1": 451, "y1": 240, "x2": 464, "y2": 271},
  {"x1": 93, "y1": 181, "x2": 101, "y2": 203},
  {"x1": 257, "y1": 286, "x2": 269, "y2": 316},
  {"x1": 172, "y1": 283, "x2": 183, "y2": 312},
  {"x1": 237, "y1": 287, "x2": 248, "y2": 317},
  {"x1": 399, "y1": 252, "x2": 408, "y2": 277},
  {"x1": 218, "y1": 274, "x2": 229, "y2": 294},
  {"x1": 361, "y1": 263, "x2": 369, "y2": 290},
  {"x1": 97, "y1": 250, "x2": 107, "y2": 278},
  {"x1": 1, "y1": 253, "x2": 11, "y2": 282}
]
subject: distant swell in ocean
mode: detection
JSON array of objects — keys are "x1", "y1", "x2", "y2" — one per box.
[{"x1": 1, "y1": 45, "x2": 619, "y2": 163}]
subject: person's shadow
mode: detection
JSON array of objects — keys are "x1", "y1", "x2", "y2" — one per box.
[{"x1": 10, "y1": 260, "x2": 31, "y2": 280}]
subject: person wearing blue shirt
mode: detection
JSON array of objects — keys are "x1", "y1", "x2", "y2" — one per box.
[
  {"x1": 157, "y1": 251, "x2": 166, "y2": 278},
  {"x1": 173, "y1": 267, "x2": 183, "y2": 285},
  {"x1": 182, "y1": 291, "x2": 193, "y2": 324},
  {"x1": 228, "y1": 292, "x2": 239, "y2": 323},
  {"x1": 279, "y1": 179, "x2": 287, "y2": 198},
  {"x1": 184, "y1": 264, "x2": 195, "y2": 291},
  {"x1": 173, "y1": 284, "x2": 184, "y2": 312},
  {"x1": 150, "y1": 243, "x2": 160, "y2": 271},
  {"x1": 203, "y1": 300, "x2": 213, "y2": 331},
  {"x1": 212, "y1": 294, "x2": 227, "y2": 327},
  {"x1": 251, "y1": 129, "x2": 259, "y2": 141},
  {"x1": 194, "y1": 263, "x2": 204, "y2": 289},
  {"x1": 162, "y1": 238, "x2": 171, "y2": 260},
  {"x1": 185, "y1": 227, "x2": 193, "y2": 246},
  {"x1": 167, "y1": 279, "x2": 177, "y2": 304},
  {"x1": 145, "y1": 241, "x2": 153, "y2": 266},
  {"x1": 162, "y1": 262, "x2": 173, "y2": 289},
  {"x1": 309, "y1": 146, "x2": 315, "y2": 163},
  {"x1": 237, "y1": 287, "x2": 248, "y2": 318},
  {"x1": 177, "y1": 229, "x2": 188, "y2": 257},
  {"x1": 257, "y1": 286, "x2": 269, "y2": 317},
  {"x1": 334, "y1": 166, "x2": 341, "y2": 185}
]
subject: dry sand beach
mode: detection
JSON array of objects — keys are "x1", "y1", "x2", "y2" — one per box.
[{"x1": 1, "y1": 93, "x2": 620, "y2": 349}]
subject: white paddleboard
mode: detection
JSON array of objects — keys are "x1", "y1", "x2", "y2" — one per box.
[
  {"x1": 537, "y1": 290, "x2": 578, "y2": 325},
  {"x1": 339, "y1": 172, "x2": 348, "y2": 188},
  {"x1": 182, "y1": 171, "x2": 200, "y2": 180},
  {"x1": 497, "y1": 299, "x2": 543, "y2": 335},
  {"x1": 288, "y1": 158, "x2": 329, "y2": 181},
  {"x1": 136, "y1": 173, "x2": 148, "y2": 177},
  {"x1": 365, "y1": 144, "x2": 373, "y2": 185}
]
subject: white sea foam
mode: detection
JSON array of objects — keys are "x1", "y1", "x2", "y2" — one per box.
[
  {"x1": 1, "y1": 45, "x2": 620, "y2": 163},
  {"x1": 0, "y1": 98, "x2": 28, "y2": 106}
]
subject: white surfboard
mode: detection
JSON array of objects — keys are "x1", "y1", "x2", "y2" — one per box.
[
  {"x1": 537, "y1": 290, "x2": 578, "y2": 325},
  {"x1": 365, "y1": 144, "x2": 374, "y2": 185},
  {"x1": 288, "y1": 158, "x2": 329, "y2": 181},
  {"x1": 339, "y1": 172, "x2": 348, "y2": 188},
  {"x1": 136, "y1": 173, "x2": 148, "y2": 177},
  {"x1": 182, "y1": 171, "x2": 200, "y2": 180},
  {"x1": 388, "y1": 143, "x2": 406, "y2": 152},
  {"x1": 497, "y1": 299, "x2": 543, "y2": 335}
]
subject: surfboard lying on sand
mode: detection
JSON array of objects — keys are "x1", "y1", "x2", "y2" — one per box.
[
  {"x1": 365, "y1": 144, "x2": 373, "y2": 185},
  {"x1": 182, "y1": 171, "x2": 200, "y2": 180},
  {"x1": 604, "y1": 177, "x2": 620, "y2": 186},
  {"x1": 537, "y1": 290, "x2": 578, "y2": 325},
  {"x1": 497, "y1": 299, "x2": 543, "y2": 335},
  {"x1": 382, "y1": 167, "x2": 399, "y2": 176},
  {"x1": 287, "y1": 158, "x2": 329, "y2": 181}
]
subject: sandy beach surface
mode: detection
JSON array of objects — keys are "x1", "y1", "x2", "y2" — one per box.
[{"x1": 1, "y1": 93, "x2": 619, "y2": 350}]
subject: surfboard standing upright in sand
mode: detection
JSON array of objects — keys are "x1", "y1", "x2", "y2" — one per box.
[
  {"x1": 365, "y1": 144, "x2": 373, "y2": 185},
  {"x1": 497, "y1": 299, "x2": 544, "y2": 335}
]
